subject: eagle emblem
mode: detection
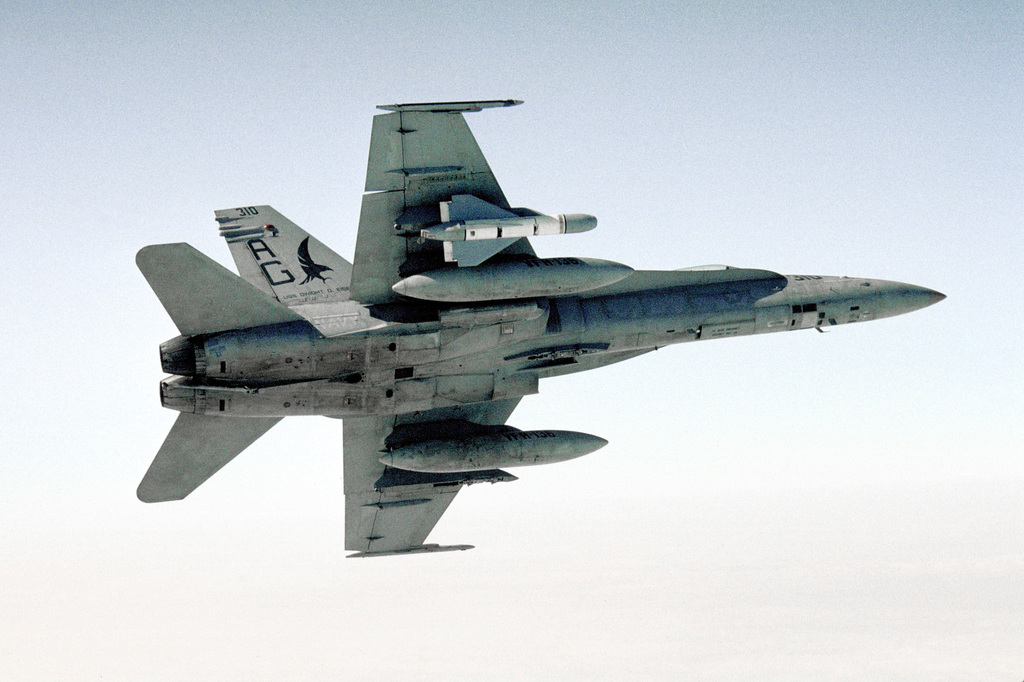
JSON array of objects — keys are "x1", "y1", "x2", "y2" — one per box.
[{"x1": 297, "y1": 237, "x2": 332, "y2": 284}]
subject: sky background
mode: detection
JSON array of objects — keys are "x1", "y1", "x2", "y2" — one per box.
[{"x1": 2, "y1": 1, "x2": 1022, "y2": 679}]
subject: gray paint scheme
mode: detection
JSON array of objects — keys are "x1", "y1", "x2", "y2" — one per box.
[
  {"x1": 137, "y1": 413, "x2": 281, "y2": 503},
  {"x1": 136, "y1": 101, "x2": 944, "y2": 556},
  {"x1": 136, "y1": 243, "x2": 303, "y2": 336}
]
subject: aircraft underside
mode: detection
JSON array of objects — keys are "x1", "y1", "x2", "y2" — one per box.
[{"x1": 135, "y1": 100, "x2": 943, "y2": 555}]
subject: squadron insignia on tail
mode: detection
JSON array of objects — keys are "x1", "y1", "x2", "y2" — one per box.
[{"x1": 297, "y1": 237, "x2": 332, "y2": 284}]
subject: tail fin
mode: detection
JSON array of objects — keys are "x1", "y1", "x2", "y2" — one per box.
[
  {"x1": 136, "y1": 243, "x2": 303, "y2": 336},
  {"x1": 215, "y1": 206, "x2": 353, "y2": 306}
]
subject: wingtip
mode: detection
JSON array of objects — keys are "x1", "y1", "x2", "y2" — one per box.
[
  {"x1": 376, "y1": 100, "x2": 523, "y2": 113},
  {"x1": 346, "y1": 544, "x2": 475, "y2": 558}
]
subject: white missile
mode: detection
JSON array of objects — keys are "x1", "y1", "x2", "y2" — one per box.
[
  {"x1": 407, "y1": 195, "x2": 599, "y2": 266},
  {"x1": 380, "y1": 429, "x2": 608, "y2": 473},
  {"x1": 420, "y1": 194, "x2": 598, "y2": 243},
  {"x1": 392, "y1": 257, "x2": 633, "y2": 303},
  {"x1": 421, "y1": 212, "x2": 597, "y2": 243}
]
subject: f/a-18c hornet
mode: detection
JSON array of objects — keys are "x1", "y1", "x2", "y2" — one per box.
[{"x1": 137, "y1": 100, "x2": 944, "y2": 557}]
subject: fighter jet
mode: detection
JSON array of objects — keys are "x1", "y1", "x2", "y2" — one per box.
[{"x1": 136, "y1": 100, "x2": 945, "y2": 557}]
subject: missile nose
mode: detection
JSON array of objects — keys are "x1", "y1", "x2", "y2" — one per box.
[
  {"x1": 561, "y1": 214, "x2": 598, "y2": 233},
  {"x1": 928, "y1": 290, "x2": 946, "y2": 306}
]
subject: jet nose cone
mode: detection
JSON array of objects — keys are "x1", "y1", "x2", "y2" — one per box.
[
  {"x1": 887, "y1": 283, "x2": 946, "y2": 316},
  {"x1": 905, "y1": 285, "x2": 945, "y2": 312}
]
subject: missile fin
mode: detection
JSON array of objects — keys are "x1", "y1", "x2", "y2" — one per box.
[
  {"x1": 450, "y1": 237, "x2": 520, "y2": 267},
  {"x1": 445, "y1": 194, "x2": 518, "y2": 222}
]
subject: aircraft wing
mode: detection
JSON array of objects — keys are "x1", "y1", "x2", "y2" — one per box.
[
  {"x1": 350, "y1": 100, "x2": 535, "y2": 305},
  {"x1": 343, "y1": 398, "x2": 522, "y2": 557}
]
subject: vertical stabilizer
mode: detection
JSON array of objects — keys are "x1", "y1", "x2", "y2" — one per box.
[{"x1": 216, "y1": 206, "x2": 353, "y2": 307}]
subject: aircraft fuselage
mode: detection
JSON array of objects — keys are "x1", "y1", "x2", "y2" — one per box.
[{"x1": 157, "y1": 272, "x2": 943, "y2": 418}]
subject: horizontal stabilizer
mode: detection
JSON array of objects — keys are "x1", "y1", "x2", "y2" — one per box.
[
  {"x1": 137, "y1": 243, "x2": 304, "y2": 336},
  {"x1": 138, "y1": 413, "x2": 281, "y2": 502}
]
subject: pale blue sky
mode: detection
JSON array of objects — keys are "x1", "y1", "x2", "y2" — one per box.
[{"x1": 2, "y1": 1, "x2": 1022, "y2": 679}]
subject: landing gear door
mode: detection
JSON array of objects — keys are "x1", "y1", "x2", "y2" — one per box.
[{"x1": 791, "y1": 303, "x2": 820, "y2": 329}]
